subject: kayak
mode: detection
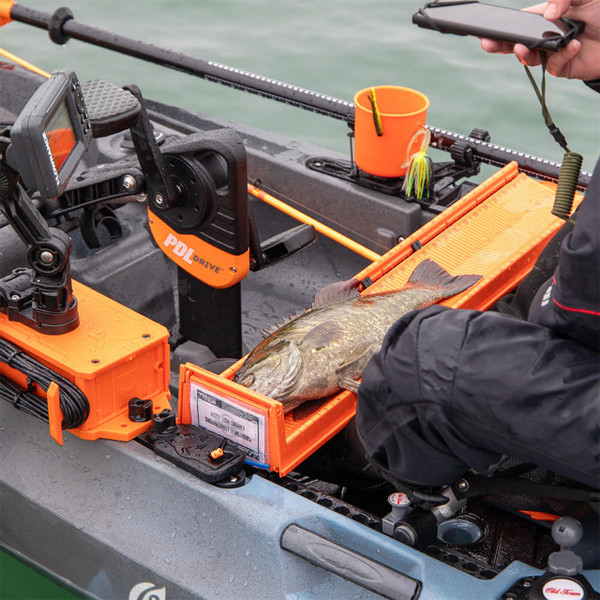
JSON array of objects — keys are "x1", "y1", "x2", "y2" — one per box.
[{"x1": 0, "y1": 5, "x2": 598, "y2": 600}]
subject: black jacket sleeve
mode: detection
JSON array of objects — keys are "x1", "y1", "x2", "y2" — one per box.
[{"x1": 528, "y1": 157, "x2": 600, "y2": 351}]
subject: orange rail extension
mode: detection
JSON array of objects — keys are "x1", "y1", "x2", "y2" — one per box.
[
  {"x1": 0, "y1": 46, "x2": 50, "y2": 77},
  {"x1": 247, "y1": 183, "x2": 382, "y2": 263}
]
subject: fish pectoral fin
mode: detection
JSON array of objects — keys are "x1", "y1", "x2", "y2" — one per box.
[
  {"x1": 339, "y1": 377, "x2": 360, "y2": 394},
  {"x1": 312, "y1": 278, "x2": 360, "y2": 309},
  {"x1": 335, "y1": 340, "x2": 374, "y2": 374},
  {"x1": 273, "y1": 341, "x2": 303, "y2": 399},
  {"x1": 300, "y1": 321, "x2": 344, "y2": 350}
]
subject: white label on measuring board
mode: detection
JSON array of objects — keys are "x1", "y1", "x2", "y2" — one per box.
[{"x1": 189, "y1": 381, "x2": 267, "y2": 464}]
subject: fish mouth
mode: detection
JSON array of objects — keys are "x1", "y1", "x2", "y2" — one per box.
[{"x1": 234, "y1": 372, "x2": 255, "y2": 388}]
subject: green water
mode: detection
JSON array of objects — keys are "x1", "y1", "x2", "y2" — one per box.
[
  {"x1": 0, "y1": 0, "x2": 598, "y2": 170},
  {"x1": 0, "y1": 1, "x2": 598, "y2": 597},
  {"x1": 0, "y1": 550, "x2": 80, "y2": 599}
]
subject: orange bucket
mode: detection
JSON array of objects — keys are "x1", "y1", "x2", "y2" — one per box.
[{"x1": 354, "y1": 85, "x2": 430, "y2": 178}]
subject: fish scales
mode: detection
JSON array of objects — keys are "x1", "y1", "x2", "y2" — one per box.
[{"x1": 233, "y1": 259, "x2": 481, "y2": 412}]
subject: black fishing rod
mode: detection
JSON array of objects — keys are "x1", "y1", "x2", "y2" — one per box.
[{"x1": 2, "y1": 1, "x2": 590, "y2": 188}]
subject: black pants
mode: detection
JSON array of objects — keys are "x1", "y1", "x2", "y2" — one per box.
[{"x1": 356, "y1": 305, "x2": 600, "y2": 488}]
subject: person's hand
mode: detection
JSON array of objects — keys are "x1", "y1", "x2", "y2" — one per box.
[{"x1": 481, "y1": 0, "x2": 600, "y2": 81}]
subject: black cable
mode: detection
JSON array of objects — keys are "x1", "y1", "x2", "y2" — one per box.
[
  {"x1": 0, "y1": 337, "x2": 89, "y2": 428},
  {"x1": 0, "y1": 375, "x2": 49, "y2": 422}
]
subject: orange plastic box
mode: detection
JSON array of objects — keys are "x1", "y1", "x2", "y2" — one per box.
[
  {"x1": 0, "y1": 280, "x2": 171, "y2": 443},
  {"x1": 178, "y1": 162, "x2": 582, "y2": 476}
]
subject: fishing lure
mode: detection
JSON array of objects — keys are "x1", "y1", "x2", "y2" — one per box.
[
  {"x1": 402, "y1": 125, "x2": 433, "y2": 200},
  {"x1": 367, "y1": 87, "x2": 384, "y2": 136}
]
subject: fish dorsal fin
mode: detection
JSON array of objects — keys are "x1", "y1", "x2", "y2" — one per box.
[
  {"x1": 312, "y1": 278, "x2": 360, "y2": 309},
  {"x1": 336, "y1": 340, "x2": 374, "y2": 374},
  {"x1": 260, "y1": 310, "x2": 306, "y2": 339},
  {"x1": 408, "y1": 259, "x2": 482, "y2": 296},
  {"x1": 300, "y1": 321, "x2": 344, "y2": 350}
]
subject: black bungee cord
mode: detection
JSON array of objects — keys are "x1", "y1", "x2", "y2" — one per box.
[
  {"x1": 523, "y1": 54, "x2": 584, "y2": 220},
  {"x1": 0, "y1": 337, "x2": 89, "y2": 429}
]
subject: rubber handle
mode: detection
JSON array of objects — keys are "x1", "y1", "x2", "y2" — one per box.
[{"x1": 280, "y1": 524, "x2": 421, "y2": 600}]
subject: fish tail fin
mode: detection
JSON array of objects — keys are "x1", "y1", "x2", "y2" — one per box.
[{"x1": 408, "y1": 259, "x2": 482, "y2": 296}]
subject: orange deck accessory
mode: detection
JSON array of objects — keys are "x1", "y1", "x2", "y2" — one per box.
[
  {"x1": 179, "y1": 162, "x2": 583, "y2": 476},
  {"x1": 148, "y1": 207, "x2": 249, "y2": 288},
  {"x1": 0, "y1": 0, "x2": 14, "y2": 27},
  {"x1": 520, "y1": 511, "x2": 561, "y2": 523},
  {"x1": 354, "y1": 85, "x2": 429, "y2": 178},
  {"x1": 179, "y1": 363, "x2": 356, "y2": 475},
  {"x1": 47, "y1": 381, "x2": 63, "y2": 445},
  {"x1": 210, "y1": 448, "x2": 224, "y2": 460},
  {"x1": 0, "y1": 280, "x2": 171, "y2": 442},
  {"x1": 247, "y1": 183, "x2": 382, "y2": 263}
]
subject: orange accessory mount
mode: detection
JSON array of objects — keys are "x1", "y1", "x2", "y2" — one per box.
[
  {"x1": 148, "y1": 207, "x2": 249, "y2": 289},
  {"x1": 0, "y1": 280, "x2": 171, "y2": 443},
  {"x1": 178, "y1": 162, "x2": 583, "y2": 476}
]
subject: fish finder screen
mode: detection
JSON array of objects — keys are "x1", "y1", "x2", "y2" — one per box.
[{"x1": 44, "y1": 101, "x2": 76, "y2": 173}]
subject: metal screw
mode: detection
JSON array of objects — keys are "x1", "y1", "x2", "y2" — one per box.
[
  {"x1": 456, "y1": 479, "x2": 469, "y2": 492},
  {"x1": 10, "y1": 293, "x2": 20, "y2": 300},
  {"x1": 522, "y1": 580, "x2": 532, "y2": 588},
  {"x1": 230, "y1": 267, "x2": 237, "y2": 273},
  {"x1": 154, "y1": 193, "x2": 165, "y2": 207},
  {"x1": 122, "y1": 174, "x2": 136, "y2": 191},
  {"x1": 39, "y1": 250, "x2": 54, "y2": 264},
  {"x1": 229, "y1": 476, "x2": 238, "y2": 483}
]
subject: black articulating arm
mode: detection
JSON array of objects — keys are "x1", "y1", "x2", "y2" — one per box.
[{"x1": 0, "y1": 144, "x2": 79, "y2": 334}]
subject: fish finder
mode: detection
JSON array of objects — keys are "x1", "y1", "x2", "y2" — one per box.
[{"x1": 6, "y1": 68, "x2": 91, "y2": 199}]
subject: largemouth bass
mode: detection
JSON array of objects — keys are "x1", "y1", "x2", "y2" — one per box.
[{"x1": 233, "y1": 259, "x2": 481, "y2": 412}]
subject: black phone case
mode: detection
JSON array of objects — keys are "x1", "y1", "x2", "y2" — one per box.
[{"x1": 412, "y1": 1, "x2": 583, "y2": 52}]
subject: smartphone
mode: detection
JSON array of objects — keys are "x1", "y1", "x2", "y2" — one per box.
[{"x1": 412, "y1": 1, "x2": 584, "y2": 52}]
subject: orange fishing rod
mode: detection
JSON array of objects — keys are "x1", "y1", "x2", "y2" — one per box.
[
  {"x1": 247, "y1": 183, "x2": 381, "y2": 263},
  {"x1": 0, "y1": 45, "x2": 49, "y2": 77}
]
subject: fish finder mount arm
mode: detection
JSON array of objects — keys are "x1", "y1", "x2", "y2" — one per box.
[
  {"x1": 0, "y1": 68, "x2": 90, "y2": 334},
  {"x1": 0, "y1": 70, "x2": 138, "y2": 334},
  {"x1": 0, "y1": 157, "x2": 79, "y2": 334}
]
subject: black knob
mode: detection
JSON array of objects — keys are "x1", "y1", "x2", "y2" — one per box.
[
  {"x1": 151, "y1": 409, "x2": 176, "y2": 435},
  {"x1": 128, "y1": 397, "x2": 153, "y2": 422}
]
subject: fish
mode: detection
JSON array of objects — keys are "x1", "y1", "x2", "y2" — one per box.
[{"x1": 233, "y1": 259, "x2": 481, "y2": 413}]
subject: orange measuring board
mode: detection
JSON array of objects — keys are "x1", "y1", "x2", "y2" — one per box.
[
  {"x1": 0, "y1": 280, "x2": 171, "y2": 442},
  {"x1": 178, "y1": 162, "x2": 583, "y2": 475},
  {"x1": 359, "y1": 163, "x2": 583, "y2": 309}
]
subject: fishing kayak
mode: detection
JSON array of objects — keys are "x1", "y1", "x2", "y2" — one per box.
[{"x1": 0, "y1": 5, "x2": 598, "y2": 600}]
